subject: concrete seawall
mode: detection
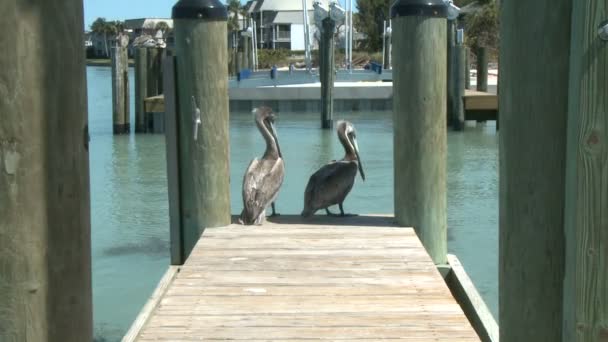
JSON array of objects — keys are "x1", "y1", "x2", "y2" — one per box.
[{"x1": 230, "y1": 82, "x2": 393, "y2": 113}]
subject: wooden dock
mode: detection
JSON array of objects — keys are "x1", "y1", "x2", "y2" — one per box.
[
  {"x1": 126, "y1": 216, "x2": 479, "y2": 341},
  {"x1": 144, "y1": 89, "x2": 497, "y2": 117},
  {"x1": 463, "y1": 90, "x2": 499, "y2": 123}
]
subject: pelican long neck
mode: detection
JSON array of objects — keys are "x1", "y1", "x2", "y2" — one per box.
[
  {"x1": 338, "y1": 129, "x2": 357, "y2": 161},
  {"x1": 256, "y1": 117, "x2": 280, "y2": 159}
]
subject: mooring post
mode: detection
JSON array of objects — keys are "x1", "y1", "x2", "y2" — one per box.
[
  {"x1": 172, "y1": 0, "x2": 231, "y2": 258},
  {"x1": 464, "y1": 47, "x2": 470, "y2": 90},
  {"x1": 0, "y1": 1, "x2": 92, "y2": 340},
  {"x1": 320, "y1": 17, "x2": 335, "y2": 129},
  {"x1": 111, "y1": 33, "x2": 130, "y2": 134},
  {"x1": 476, "y1": 46, "x2": 488, "y2": 92},
  {"x1": 147, "y1": 47, "x2": 163, "y2": 98},
  {"x1": 392, "y1": 0, "x2": 447, "y2": 265},
  {"x1": 562, "y1": 3, "x2": 608, "y2": 340},
  {"x1": 452, "y1": 30, "x2": 465, "y2": 130},
  {"x1": 446, "y1": 19, "x2": 455, "y2": 127},
  {"x1": 135, "y1": 47, "x2": 149, "y2": 133},
  {"x1": 383, "y1": 20, "x2": 392, "y2": 70},
  {"x1": 242, "y1": 35, "x2": 250, "y2": 70},
  {"x1": 499, "y1": 0, "x2": 572, "y2": 341}
]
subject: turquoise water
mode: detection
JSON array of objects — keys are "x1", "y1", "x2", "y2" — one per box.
[{"x1": 87, "y1": 66, "x2": 498, "y2": 341}]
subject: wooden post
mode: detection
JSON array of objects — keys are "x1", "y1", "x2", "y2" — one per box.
[
  {"x1": 135, "y1": 47, "x2": 148, "y2": 133},
  {"x1": 173, "y1": 0, "x2": 231, "y2": 258},
  {"x1": 111, "y1": 34, "x2": 130, "y2": 134},
  {"x1": 383, "y1": 21, "x2": 391, "y2": 70},
  {"x1": 391, "y1": 0, "x2": 447, "y2": 265},
  {"x1": 562, "y1": 3, "x2": 608, "y2": 340},
  {"x1": 499, "y1": 0, "x2": 572, "y2": 341},
  {"x1": 242, "y1": 35, "x2": 250, "y2": 70},
  {"x1": 162, "y1": 55, "x2": 184, "y2": 265},
  {"x1": 0, "y1": 0, "x2": 92, "y2": 340},
  {"x1": 147, "y1": 47, "x2": 163, "y2": 97},
  {"x1": 446, "y1": 19, "x2": 455, "y2": 126},
  {"x1": 464, "y1": 47, "x2": 470, "y2": 90},
  {"x1": 452, "y1": 42, "x2": 465, "y2": 131},
  {"x1": 476, "y1": 46, "x2": 488, "y2": 92},
  {"x1": 320, "y1": 17, "x2": 335, "y2": 129}
]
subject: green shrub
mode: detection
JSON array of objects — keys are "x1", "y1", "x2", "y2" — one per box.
[{"x1": 257, "y1": 49, "x2": 290, "y2": 69}]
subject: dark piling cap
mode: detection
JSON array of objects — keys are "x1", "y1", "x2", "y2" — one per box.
[
  {"x1": 172, "y1": 0, "x2": 228, "y2": 20},
  {"x1": 391, "y1": 0, "x2": 448, "y2": 18}
]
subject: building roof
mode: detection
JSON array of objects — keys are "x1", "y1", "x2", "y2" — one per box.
[
  {"x1": 257, "y1": 0, "x2": 319, "y2": 11},
  {"x1": 270, "y1": 10, "x2": 313, "y2": 24},
  {"x1": 124, "y1": 18, "x2": 174, "y2": 30},
  {"x1": 459, "y1": 1, "x2": 483, "y2": 15}
]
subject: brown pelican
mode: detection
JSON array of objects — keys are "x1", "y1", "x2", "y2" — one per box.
[
  {"x1": 240, "y1": 107, "x2": 285, "y2": 225},
  {"x1": 301, "y1": 120, "x2": 365, "y2": 217}
]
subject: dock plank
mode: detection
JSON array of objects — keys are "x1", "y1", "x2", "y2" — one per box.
[{"x1": 131, "y1": 217, "x2": 479, "y2": 341}]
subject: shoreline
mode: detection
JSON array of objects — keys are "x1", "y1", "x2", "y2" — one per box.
[{"x1": 87, "y1": 59, "x2": 135, "y2": 67}]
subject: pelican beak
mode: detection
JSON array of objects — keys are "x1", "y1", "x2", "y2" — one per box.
[
  {"x1": 269, "y1": 118, "x2": 282, "y2": 158},
  {"x1": 352, "y1": 136, "x2": 365, "y2": 181}
]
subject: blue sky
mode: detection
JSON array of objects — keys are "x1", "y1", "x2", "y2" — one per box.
[{"x1": 83, "y1": 0, "x2": 246, "y2": 29}]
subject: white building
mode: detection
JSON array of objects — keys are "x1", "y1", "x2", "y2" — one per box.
[{"x1": 245, "y1": 0, "x2": 321, "y2": 51}]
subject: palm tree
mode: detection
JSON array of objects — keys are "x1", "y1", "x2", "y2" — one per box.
[
  {"x1": 155, "y1": 21, "x2": 170, "y2": 38},
  {"x1": 227, "y1": 0, "x2": 246, "y2": 74},
  {"x1": 227, "y1": 0, "x2": 242, "y2": 33},
  {"x1": 90, "y1": 17, "x2": 109, "y2": 57}
]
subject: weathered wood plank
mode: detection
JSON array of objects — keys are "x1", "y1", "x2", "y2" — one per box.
[
  {"x1": 446, "y1": 254, "x2": 498, "y2": 342},
  {"x1": 122, "y1": 266, "x2": 180, "y2": 342},
  {"x1": 132, "y1": 217, "x2": 479, "y2": 341},
  {"x1": 464, "y1": 90, "x2": 497, "y2": 111}
]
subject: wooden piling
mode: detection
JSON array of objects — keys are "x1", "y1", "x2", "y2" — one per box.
[
  {"x1": 242, "y1": 35, "x2": 250, "y2": 70},
  {"x1": 0, "y1": 0, "x2": 92, "y2": 340},
  {"x1": 464, "y1": 47, "x2": 470, "y2": 90},
  {"x1": 562, "y1": 2, "x2": 608, "y2": 340},
  {"x1": 383, "y1": 21, "x2": 391, "y2": 70},
  {"x1": 476, "y1": 46, "x2": 488, "y2": 92},
  {"x1": 172, "y1": 0, "x2": 231, "y2": 258},
  {"x1": 391, "y1": 0, "x2": 448, "y2": 265},
  {"x1": 111, "y1": 34, "x2": 130, "y2": 134},
  {"x1": 446, "y1": 19, "x2": 455, "y2": 126},
  {"x1": 452, "y1": 43, "x2": 465, "y2": 130},
  {"x1": 320, "y1": 17, "x2": 335, "y2": 129},
  {"x1": 162, "y1": 55, "x2": 184, "y2": 265},
  {"x1": 135, "y1": 47, "x2": 148, "y2": 133},
  {"x1": 499, "y1": 0, "x2": 572, "y2": 341},
  {"x1": 147, "y1": 47, "x2": 163, "y2": 98}
]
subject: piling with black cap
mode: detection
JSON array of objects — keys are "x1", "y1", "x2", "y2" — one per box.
[
  {"x1": 320, "y1": 17, "x2": 336, "y2": 129},
  {"x1": 172, "y1": 0, "x2": 231, "y2": 259},
  {"x1": 391, "y1": 0, "x2": 447, "y2": 265},
  {"x1": 452, "y1": 29, "x2": 465, "y2": 130}
]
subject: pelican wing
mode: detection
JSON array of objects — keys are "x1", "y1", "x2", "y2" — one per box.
[
  {"x1": 241, "y1": 158, "x2": 285, "y2": 224},
  {"x1": 303, "y1": 160, "x2": 358, "y2": 214}
]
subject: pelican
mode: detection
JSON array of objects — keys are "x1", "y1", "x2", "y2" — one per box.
[
  {"x1": 240, "y1": 107, "x2": 285, "y2": 225},
  {"x1": 301, "y1": 120, "x2": 365, "y2": 217}
]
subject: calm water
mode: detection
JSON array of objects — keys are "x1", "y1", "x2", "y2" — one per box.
[{"x1": 87, "y1": 66, "x2": 498, "y2": 341}]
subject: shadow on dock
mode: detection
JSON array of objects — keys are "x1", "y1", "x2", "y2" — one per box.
[{"x1": 230, "y1": 214, "x2": 399, "y2": 227}]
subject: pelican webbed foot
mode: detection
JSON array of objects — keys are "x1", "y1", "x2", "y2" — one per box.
[
  {"x1": 268, "y1": 202, "x2": 281, "y2": 217},
  {"x1": 325, "y1": 204, "x2": 360, "y2": 217},
  {"x1": 325, "y1": 208, "x2": 341, "y2": 217}
]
